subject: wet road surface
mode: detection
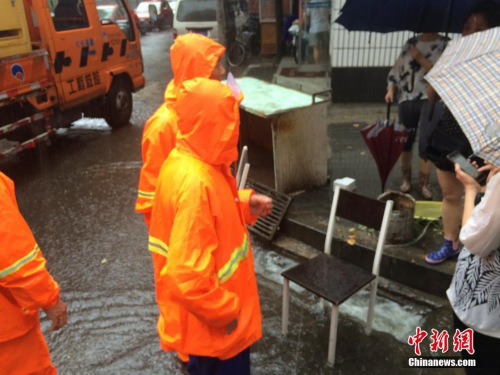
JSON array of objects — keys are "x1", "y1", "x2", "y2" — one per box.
[{"x1": 0, "y1": 31, "x2": 463, "y2": 374}]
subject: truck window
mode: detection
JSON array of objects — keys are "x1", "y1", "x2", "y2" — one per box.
[
  {"x1": 96, "y1": 0, "x2": 135, "y2": 41},
  {"x1": 176, "y1": 0, "x2": 216, "y2": 22},
  {"x1": 49, "y1": 0, "x2": 90, "y2": 31}
]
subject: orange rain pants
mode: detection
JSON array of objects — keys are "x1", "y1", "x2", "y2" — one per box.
[{"x1": 0, "y1": 322, "x2": 56, "y2": 375}]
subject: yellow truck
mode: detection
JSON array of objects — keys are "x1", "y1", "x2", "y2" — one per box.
[{"x1": 0, "y1": 0, "x2": 145, "y2": 157}]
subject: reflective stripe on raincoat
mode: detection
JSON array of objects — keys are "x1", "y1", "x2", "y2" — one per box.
[
  {"x1": 135, "y1": 34, "x2": 225, "y2": 227},
  {"x1": 0, "y1": 172, "x2": 60, "y2": 343},
  {"x1": 149, "y1": 78, "x2": 261, "y2": 360}
]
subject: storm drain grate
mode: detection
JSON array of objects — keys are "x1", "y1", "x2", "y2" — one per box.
[{"x1": 245, "y1": 179, "x2": 292, "y2": 241}]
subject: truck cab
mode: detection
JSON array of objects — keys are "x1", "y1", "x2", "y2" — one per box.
[{"x1": 0, "y1": 0, "x2": 145, "y2": 157}]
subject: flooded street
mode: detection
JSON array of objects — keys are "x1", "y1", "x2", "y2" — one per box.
[{"x1": 1, "y1": 31, "x2": 461, "y2": 374}]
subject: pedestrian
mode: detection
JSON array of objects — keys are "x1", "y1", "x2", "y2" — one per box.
[
  {"x1": 149, "y1": 77, "x2": 272, "y2": 374},
  {"x1": 424, "y1": 0, "x2": 500, "y2": 264},
  {"x1": 385, "y1": 32, "x2": 448, "y2": 199},
  {"x1": 0, "y1": 171, "x2": 68, "y2": 375},
  {"x1": 135, "y1": 33, "x2": 226, "y2": 228},
  {"x1": 447, "y1": 162, "x2": 500, "y2": 374},
  {"x1": 303, "y1": 0, "x2": 330, "y2": 65}
]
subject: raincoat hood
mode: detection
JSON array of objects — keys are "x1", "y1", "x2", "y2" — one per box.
[
  {"x1": 174, "y1": 78, "x2": 243, "y2": 167},
  {"x1": 164, "y1": 34, "x2": 225, "y2": 106}
]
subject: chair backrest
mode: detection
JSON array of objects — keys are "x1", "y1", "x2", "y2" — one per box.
[
  {"x1": 236, "y1": 145, "x2": 248, "y2": 187},
  {"x1": 325, "y1": 184, "x2": 393, "y2": 277}
]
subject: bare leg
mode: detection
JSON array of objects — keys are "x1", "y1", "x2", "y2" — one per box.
[
  {"x1": 436, "y1": 169, "x2": 463, "y2": 242},
  {"x1": 313, "y1": 46, "x2": 320, "y2": 65},
  {"x1": 418, "y1": 158, "x2": 433, "y2": 199},
  {"x1": 419, "y1": 158, "x2": 432, "y2": 175},
  {"x1": 400, "y1": 151, "x2": 412, "y2": 193}
]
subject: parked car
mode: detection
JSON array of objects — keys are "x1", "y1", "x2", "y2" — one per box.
[
  {"x1": 135, "y1": 1, "x2": 173, "y2": 31},
  {"x1": 96, "y1": 2, "x2": 147, "y2": 35},
  {"x1": 173, "y1": 0, "x2": 218, "y2": 40}
]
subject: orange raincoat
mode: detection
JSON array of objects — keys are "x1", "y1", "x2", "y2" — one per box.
[
  {"x1": 149, "y1": 78, "x2": 261, "y2": 360},
  {"x1": 135, "y1": 34, "x2": 225, "y2": 227},
  {"x1": 0, "y1": 172, "x2": 59, "y2": 374}
]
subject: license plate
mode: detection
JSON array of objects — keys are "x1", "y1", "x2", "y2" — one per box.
[{"x1": 189, "y1": 30, "x2": 208, "y2": 36}]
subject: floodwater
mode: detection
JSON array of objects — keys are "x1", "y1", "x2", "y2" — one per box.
[{"x1": 0, "y1": 31, "x2": 463, "y2": 374}]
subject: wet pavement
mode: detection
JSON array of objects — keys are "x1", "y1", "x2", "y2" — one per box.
[{"x1": 0, "y1": 31, "x2": 465, "y2": 374}]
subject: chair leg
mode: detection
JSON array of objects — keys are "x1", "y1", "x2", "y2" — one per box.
[
  {"x1": 282, "y1": 277, "x2": 290, "y2": 335},
  {"x1": 327, "y1": 304, "x2": 339, "y2": 367},
  {"x1": 366, "y1": 279, "x2": 378, "y2": 335}
]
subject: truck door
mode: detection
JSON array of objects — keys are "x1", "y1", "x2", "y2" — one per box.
[{"x1": 44, "y1": 0, "x2": 106, "y2": 107}]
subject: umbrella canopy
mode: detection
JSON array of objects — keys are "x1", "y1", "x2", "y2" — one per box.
[
  {"x1": 361, "y1": 106, "x2": 410, "y2": 192},
  {"x1": 335, "y1": 0, "x2": 477, "y2": 33},
  {"x1": 426, "y1": 27, "x2": 500, "y2": 167}
]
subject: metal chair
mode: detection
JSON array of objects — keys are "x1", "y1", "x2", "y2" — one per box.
[{"x1": 281, "y1": 184, "x2": 393, "y2": 367}]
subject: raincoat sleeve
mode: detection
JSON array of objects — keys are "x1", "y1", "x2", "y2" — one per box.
[
  {"x1": 135, "y1": 110, "x2": 176, "y2": 216},
  {"x1": 164, "y1": 182, "x2": 240, "y2": 328},
  {"x1": 238, "y1": 189, "x2": 258, "y2": 225},
  {"x1": 0, "y1": 194, "x2": 60, "y2": 312}
]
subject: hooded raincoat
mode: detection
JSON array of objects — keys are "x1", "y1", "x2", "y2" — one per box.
[
  {"x1": 135, "y1": 34, "x2": 225, "y2": 227},
  {"x1": 0, "y1": 172, "x2": 59, "y2": 374},
  {"x1": 149, "y1": 78, "x2": 261, "y2": 360}
]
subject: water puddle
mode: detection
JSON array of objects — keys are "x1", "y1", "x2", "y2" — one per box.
[
  {"x1": 72, "y1": 117, "x2": 111, "y2": 131},
  {"x1": 252, "y1": 244, "x2": 429, "y2": 343}
]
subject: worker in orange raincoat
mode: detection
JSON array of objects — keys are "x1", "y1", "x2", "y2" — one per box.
[
  {"x1": 149, "y1": 77, "x2": 272, "y2": 374},
  {"x1": 0, "y1": 172, "x2": 68, "y2": 375},
  {"x1": 135, "y1": 33, "x2": 226, "y2": 228},
  {"x1": 136, "y1": 34, "x2": 226, "y2": 363}
]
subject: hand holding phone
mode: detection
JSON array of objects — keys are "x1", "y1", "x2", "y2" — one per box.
[{"x1": 447, "y1": 151, "x2": 487, "y2": 186}]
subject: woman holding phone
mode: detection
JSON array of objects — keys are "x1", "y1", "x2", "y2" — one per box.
[
  {"x1": 447, "y1": 161, "x2": 500, "y2": 373},
  {"x1": 424, "y1": 0, "x2": 500, "y2": 264}
]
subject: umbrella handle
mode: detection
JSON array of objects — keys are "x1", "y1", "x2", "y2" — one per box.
[
  {"x1": 386, "y1": 102, "x2": 391, "y2": 122},
  {"x1": 408, "y1": 69, "x2": 415, "y2": 93}
]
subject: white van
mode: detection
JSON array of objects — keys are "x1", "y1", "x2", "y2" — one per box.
[{"x1": 173, "y1": 0, "x2": 218, "y2": 41}]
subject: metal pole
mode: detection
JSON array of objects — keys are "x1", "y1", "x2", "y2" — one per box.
[
  {"x1": 282, "y1": 278, "x2": 290, "y2": 335},
  {"x1": 216, "y1": 0, "x2": 227, "y2": 46}
]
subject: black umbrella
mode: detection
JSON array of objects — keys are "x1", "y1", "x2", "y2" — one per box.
[{"x1": 335, "y1": 0, "x2": 478, "y2": 34}]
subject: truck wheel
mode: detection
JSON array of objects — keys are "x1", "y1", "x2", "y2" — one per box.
[{"x1": 104, "y1": 79, "x2": 132, "y2": 129}]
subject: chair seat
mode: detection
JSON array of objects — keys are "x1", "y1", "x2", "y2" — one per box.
[{"x1": 281, "y1": 253, "x2": 375, "y2": 305}]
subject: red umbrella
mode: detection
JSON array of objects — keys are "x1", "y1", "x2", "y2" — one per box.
[{"x1": 361, "y1": 105, "x2": 410, "y2": 192}]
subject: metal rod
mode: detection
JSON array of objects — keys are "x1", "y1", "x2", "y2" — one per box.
[{"x1": 282, "y1": 278, "x2": 290, "y2": 335}]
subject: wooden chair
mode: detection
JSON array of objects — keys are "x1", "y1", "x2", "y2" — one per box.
[{"x1": 281, "y1": 184, "x2": 393, "y2": 367}]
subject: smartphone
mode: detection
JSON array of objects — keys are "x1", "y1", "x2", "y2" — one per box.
[
  {"x1": 447, "y1": 151, "x2": 487, "y2": 186},
  {"x1": 468, "y1": 154, "x2": 485, "y2": 168}
]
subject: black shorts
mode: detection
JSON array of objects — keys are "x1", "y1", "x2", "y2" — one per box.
[{"x1": 398, "y1": 99, "x2": 424, "y2": 152}]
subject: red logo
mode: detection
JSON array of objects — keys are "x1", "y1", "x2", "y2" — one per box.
[
  {"x1": 408, "y1": 327, "x2": 428, "y2": 355},
  {"x1": 408, "y1": 328, "x2": 475, "y2": 355},
  {"x1": 453, "y1": 328, "x2": 475, "y2": 355},
  {"x1": 430, "y1": 329, "x2": 449, "y2": 353}
]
